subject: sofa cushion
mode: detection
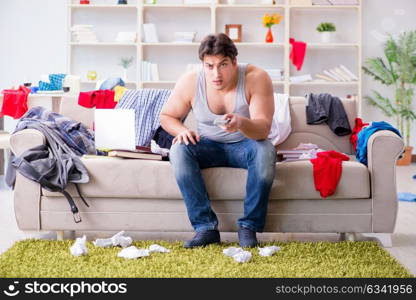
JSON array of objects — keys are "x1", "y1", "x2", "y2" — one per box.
[{"x1": 42, "y1": 155, "x2": 370, "y2": 200}]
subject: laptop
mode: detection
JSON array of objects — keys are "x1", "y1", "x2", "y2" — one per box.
[{"x1": 94, "y1": 109, "x2": 136, "y2": 151}]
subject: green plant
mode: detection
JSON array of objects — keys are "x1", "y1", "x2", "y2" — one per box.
[
  {"x1": 118, "y1": 56, "x2": 134, "y2": 69},
  {"x1": 316, "y1": 22, "x2": 336, "y2": 32},
  {"x1": 362, "y1": 31, "x2": 416, "y2": 146}
]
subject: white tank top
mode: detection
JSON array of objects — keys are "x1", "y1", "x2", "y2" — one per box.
[{"x1": 192, "y1": 63, "x2": 250, "y2": 143}]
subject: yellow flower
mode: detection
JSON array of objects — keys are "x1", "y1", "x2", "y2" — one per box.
[{"x1": 262, "y1": 13, "x2": 283, "y2": 27}]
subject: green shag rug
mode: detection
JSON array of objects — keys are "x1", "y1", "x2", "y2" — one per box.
[{"x1": 0, "y1": 240, "x2": 413, "y2": 278}]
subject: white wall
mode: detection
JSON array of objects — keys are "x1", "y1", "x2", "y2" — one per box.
[{"x1": 1, "y1": 0, "x2": 416, "y2": 145}]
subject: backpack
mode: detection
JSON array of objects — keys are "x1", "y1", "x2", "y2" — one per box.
[{"x1": 12, "y1": 144, "x2": 89, "y2": 223}]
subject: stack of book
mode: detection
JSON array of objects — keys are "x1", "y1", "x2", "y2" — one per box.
[
  {"x1": 71, "y1": 25, "x2": 98, "y2": 43},
  {"x1": 277, "y1": 147, "x2": 323, "y2": 162},
  {"x1": 140, "y1": 61, "x2": 159, "y2": 81},
  {"x1": 315, "y1": 65, "x2": 358, "y2": 82},
  {"x1": 107, "y1": 146, "x2": 163, "y2": 160}
]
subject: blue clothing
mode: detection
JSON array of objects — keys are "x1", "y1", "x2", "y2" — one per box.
[
  {"x1": 193, "y1": 63, "x2": 250, "y2": 143},
  {"x1": 356, "y1": 121, "x2": 401, "y2": 165},
  {"x1": 397, "y1": 192, "x2": 416, "y2": 202},
  {"x1": 39, "y1": 74, "x2": 66, "y2": 91},
  {"x1": 99, "y1": 77, "x2": 125, "y2": 90},
  {"x1": 116, "y1": 88, "x2": 171, "y2": 147},
  {"x1": 14, "y1": 106, "x2": 96, "y2": 156},
  {"x1": 169, "y1": 137, "x2": 277, "y2": 232}
]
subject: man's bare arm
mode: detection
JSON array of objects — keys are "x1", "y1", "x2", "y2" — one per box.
[{"x1": 160, "y1": 72, "x2": 200, "y2": 144}]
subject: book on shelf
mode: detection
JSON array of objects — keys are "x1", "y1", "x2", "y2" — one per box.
[
  {"x1": 290, "y1": 74, "x2": 313, "y2": 83},
  {"x1": 108, "y1": 146, "x2": 162, "y2": 160},
  {"x1": 143, "y1": 23, "x2": 159, "y2": 43},
  {"x1": 317, "y1": 65, "x2": 358, "y2": 82},
  {"x1": 327, "y1": 0, "x2": 359, "y2": 5},
  {"x1": 141, "y1": 61, "x2": 159, "y2": 81}
]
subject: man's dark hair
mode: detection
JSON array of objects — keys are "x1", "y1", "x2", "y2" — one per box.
[{"x1": 198, "y1": 33, "x2": 238, "y2": 61}]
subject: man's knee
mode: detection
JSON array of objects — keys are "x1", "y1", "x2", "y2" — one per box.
[
  {"x1": 253, "y1": 140, "x2": 276, "y2": 182},
  {"x1": 169, "y1": 143, "x2": 190, "y2": 165}
]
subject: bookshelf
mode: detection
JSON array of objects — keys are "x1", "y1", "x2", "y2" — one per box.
[{"x1": 67, "y1": 0, "x2": 362, "y2": 114}]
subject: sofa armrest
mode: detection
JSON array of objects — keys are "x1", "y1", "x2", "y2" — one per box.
[
  {"x1": 9, "y1": 129, "x2": 45, "y2": 230},
  {"x1": 10, "y1": 129, "x2": 46, "y2": 156},
  {"x1": 367, "y1": 130, "x2": 404, "y2": 232}
]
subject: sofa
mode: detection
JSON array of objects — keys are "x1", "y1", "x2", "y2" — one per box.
[{"x1": 10, "y1": 95, "x2": 404, "y2": 246}]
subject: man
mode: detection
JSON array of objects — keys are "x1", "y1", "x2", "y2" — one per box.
[{"x1": 160, "y1": 33, "x2": 276, "y2": 248}]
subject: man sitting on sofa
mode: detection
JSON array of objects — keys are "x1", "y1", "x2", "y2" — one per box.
[{"x1": 160, "y1": 33, "x2": 276, "y2": 248}]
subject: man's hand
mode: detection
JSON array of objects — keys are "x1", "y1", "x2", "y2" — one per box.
[
  {"x1": 173, "y1": 129, "x2": 201, "y2": 145},
  {"x1": 220, "y1": 113, "x2": 243, "y2": 133}
]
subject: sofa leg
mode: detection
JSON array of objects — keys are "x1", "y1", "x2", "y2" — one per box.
[
  {"x1": 340, "y1": 232, "x2": 356, "y2": 242},
  {"x1": 68, "y1": 230, "x2": 76, "y2": 240},
  {"x1": 345, "y1": 233, "x2": 356, "y2": 241},
  {"x1": 56, "y1": 231, "x2": 64, "y2": 241},
  {"x1": 361, "y1": 233, "x2": 392, "y2": 248}
]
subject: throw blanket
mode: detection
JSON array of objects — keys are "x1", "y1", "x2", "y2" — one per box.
[
  {"x1": 355, "y1": 121, "x2": 401, "y2": 166},
  {"x1": 116, "y1": 89, "x2": 171, "y2": 147}
]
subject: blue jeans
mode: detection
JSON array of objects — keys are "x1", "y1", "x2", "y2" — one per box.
[{"x1": 169, "y1": 137, "x2": 276, "y2": 233}]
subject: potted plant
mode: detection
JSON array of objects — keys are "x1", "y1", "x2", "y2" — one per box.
[
  {"x1": 362, "y1": 31, "x2": 416, "y2": 165},
  {"x1": 118, "y1": 56, "x2": 134, "y2": 81},
  {"x1": 262, "y1": 13, "x2": 283, "y2": 43},
  {"x1": 316, "y1": 22, "x2": 336, "y2": 43}
]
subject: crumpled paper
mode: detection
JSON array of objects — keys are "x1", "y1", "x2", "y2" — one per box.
[
  {"x1": 232, "y1": 251, "x2": 252, "y2": 263},
  {"x1": 148, "y1": 244, "x2": 171, "y2": 253},
  {"x1": 93, "y1": 231, "x2": 132, "y2": 248},
  {"x1": 258, "y1": 246, "x2": 281, "y2": 257},
  {"x1": 117, "y1": 246, "x2": 150, "y2": 259},
  {"x1": 223, "y1": 247, "x2": 252, "y2": 263},
  {"x1": 70, "y1": 235, "x2": 88, "y2": 256},
  {"x1": 223, "y1": 247, "x2": 243, "y2": 257}
]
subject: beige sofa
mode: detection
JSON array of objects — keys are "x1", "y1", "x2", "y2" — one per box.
[{"x1": 10, "y1": 96, "x2": 404, "y2": 246}]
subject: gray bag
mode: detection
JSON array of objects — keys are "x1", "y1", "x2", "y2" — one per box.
[{"x1": 12, "y1": 144, "x2": 89, "y2": 223}]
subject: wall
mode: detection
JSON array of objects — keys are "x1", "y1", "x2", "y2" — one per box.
[{"x1": 0, "y1": 0, "x2": 415, "y2": 145}]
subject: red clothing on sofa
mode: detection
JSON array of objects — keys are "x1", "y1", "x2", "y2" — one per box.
[
  {"x1": 0, "y1": 86, "x2": 31, "y2": 119},
  {"x1": 78, "y1": 90, "x2": 116, "y2": 109},
  {"x1": 310, "y1": 150, "x2": 350, "y2": 198},
  {"x1": 289, "y1": 38, "x2": 307, "y2": 71},
  {"x1": 350, "y1": 117, "x2": 369, "y2": 151}
]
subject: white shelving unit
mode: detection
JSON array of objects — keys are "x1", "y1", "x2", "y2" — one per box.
[{"x1": 67, "y1": 0, "x2": 362, "y2": 114}]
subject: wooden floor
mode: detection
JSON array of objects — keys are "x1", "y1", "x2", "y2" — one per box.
[{"x1": 1, "y1": 164, "x2": 415, "y2": 276}]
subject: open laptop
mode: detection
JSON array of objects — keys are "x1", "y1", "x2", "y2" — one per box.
[{"x1": 94, "y1": 109, "x2": 136, "y2": 151}]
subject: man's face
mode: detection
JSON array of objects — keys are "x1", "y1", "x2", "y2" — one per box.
[{"x1": 202, "y1": 55, "x2": 238, "y2": 91}]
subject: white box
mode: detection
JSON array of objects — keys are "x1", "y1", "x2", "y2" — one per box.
[{"x1": 143, "y1": 24, "x2": 159, "y2": 43}]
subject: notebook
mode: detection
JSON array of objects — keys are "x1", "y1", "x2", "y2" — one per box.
[{"x1": 94, "y1": 109, "x2": 136, "y2": 151}]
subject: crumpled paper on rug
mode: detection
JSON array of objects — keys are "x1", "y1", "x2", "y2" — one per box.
[
  {"x1": 148, "y1": 244, "x2": 170, "y2": 253},
  {"x1": 70, "y1": 235, "x2": 88, "y2": 257},
  {"x1": 223, "y1": 247, "x2": 252, "y2": 263},
  {"x1": 93, "y1": 231, "x2": 132, "y2": 248},
  {"x1": 258, "y1": 246, "x2": 281, "y2": 257},
  {"x1": 232, "y1": 251, "x2": 252, "y2": 263},
  {"x1": 118, "y1": 246, "x2": 150, "y2": 259}
]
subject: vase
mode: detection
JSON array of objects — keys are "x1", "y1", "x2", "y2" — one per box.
[
  {"x1": 265, "y1": 27, "x2": 273, "y2": 43},
  {"x1": 122, "y1": 69, "x2": 128, "y2": 81},
  {"x1": 320, "y1": 32, "x2": 334, "y2": 43}
]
